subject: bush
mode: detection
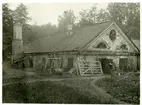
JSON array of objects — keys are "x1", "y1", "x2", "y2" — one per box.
[{"x1": 95, "y1": 74, "x2": 140, "y2": 104}]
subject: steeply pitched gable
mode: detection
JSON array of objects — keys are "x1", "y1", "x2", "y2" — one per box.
[{"x1": 84, "y1": 22, "x2": 139, "y2": 53}]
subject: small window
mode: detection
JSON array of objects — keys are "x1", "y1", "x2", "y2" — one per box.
[
  {"x1": 96, "y1": 42, "x2": 107, "y2": 49},
  {"x1": 109, "y1": 29, "x2": 116, "y2": 41},
  {"x1": 120, "y1": 44, "x2": 128, "y2": 50}
]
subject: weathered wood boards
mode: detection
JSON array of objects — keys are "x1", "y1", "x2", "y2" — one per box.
[{"x1": 77, "y1": 57, "x2": 103, "y2": 76}]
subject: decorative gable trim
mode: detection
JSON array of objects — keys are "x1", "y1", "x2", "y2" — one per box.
[
  {"x1": 82, "y1": 21, "x2": 139, "y2": 52},
  {"x1": 116, "y1": 42, "x2": 128, "y2": 51},
  {"x1": 91, "y1": 39, "x2": 110, "y2": 49},
  {"x1": 113, "y1": 22, "x2": 139, "y2": 52},
  {"x1": 81, "y1": 22, "x2": 114, "y2": 51}
]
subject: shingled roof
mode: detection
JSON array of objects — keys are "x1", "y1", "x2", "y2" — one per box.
[
  {"x1": 132, "y1": 40, "x2": 140, "y2": 50},
  {"x1": 24, "y1": 21, "x2": 112, "y2": 53}
]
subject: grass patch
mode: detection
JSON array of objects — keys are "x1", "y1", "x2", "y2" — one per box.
[
  {"x1": 95, "y1": 73, "x2": 140, "y2": 104},
  {"x1": 3, "y1": 81, "x2": 104, "y2": 103},
  {"x1": 3, "y1": 75, "x2": 40, "y2": 84},
  {"x1": 56, "y1": 79, "x2": 121, "y2": 104}
]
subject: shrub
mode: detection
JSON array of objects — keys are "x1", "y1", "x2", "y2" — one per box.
[{"x1": 95, "y1": 74, "x2": 140, "y2": 104}]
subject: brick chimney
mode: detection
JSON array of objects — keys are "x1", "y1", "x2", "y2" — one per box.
[{"x1": 12, "y1": 22, "x2": 24, "y2": 62}]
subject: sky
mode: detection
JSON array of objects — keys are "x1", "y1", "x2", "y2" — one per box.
[{"x1": 9, "y1": 3, "x2": 108, "y2": 25}]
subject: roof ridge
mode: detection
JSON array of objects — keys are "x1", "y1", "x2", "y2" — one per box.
[
  {"x1": 24, "y1": 21, "x2": 112, "y2": 53},
  {"x1": 25, "y1": 21, "x2": 113, "y2": 44},
  {"x1": 79, "y1": 21, "x2": 112, "y2": 29}
]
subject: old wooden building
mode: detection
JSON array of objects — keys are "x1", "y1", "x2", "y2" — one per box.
[{"x1": 12, "y1": 21, "x2": 140, "y2": 75}]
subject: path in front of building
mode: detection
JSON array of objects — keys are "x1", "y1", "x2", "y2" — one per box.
[
  {"x1": 3, "y1": 74, "x2": 104, "y2": 86},
  {"x1": 3, "y1": 62, "x2": 126, "y2": 104},
  {"x1": 3, "y1": 72, "x2": 127, "y2": 104},
  {"x1": 54, "y1": 75, "x2": 127, "y2": 104}
]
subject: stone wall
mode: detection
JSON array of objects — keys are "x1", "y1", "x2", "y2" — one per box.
[
  {"x1": 30, "y1": 54, "x2": 78, "y2": 72},
  {"x1": 25, "y1": 53, "x2": 139, "y2": 74}
]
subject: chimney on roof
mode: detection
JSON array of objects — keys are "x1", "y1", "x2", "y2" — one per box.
[
  {"x1": 12, "y1": 22, "x2": 24, "y2": 62},
  {"x1": 67, "y1": 24, "x2": 73, "y2": 36},
  {"x1": 13, "y1": 22, "x2": 23, "y2": 39}
]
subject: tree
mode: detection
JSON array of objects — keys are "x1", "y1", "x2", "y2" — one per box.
[
  {"x1": 126, "y1": 3, "x2": 140, "y2": 30},
  {"x1": 78, "y1": 5, "x2": 97, "y2": 27},
  {"x1": 57, "y1": 10, "x2": 76, "y2": 32},
  {"x1": 3, "y1": 3, "x2": 31, "y2": 60},
  {"x1": 79, "y1": 10, "x2": 93, "y2": 26},
  {"x1": 3, "y1": 3, "x2": 13, "y2": 38},
  {"x1": 107, "y1": 3, "x2": 129, "y2": 26},
  {"x1": 107, "y1": 3, "x2": 140, "y2": 39},
  {"x1": 40, "y1": 23, "x2": 57, "y2": 35},
  {"x1": 96, "y1": 9, "x2": 110, "y2": 23},
  {"x1": 88, "y1": 5, "x2": 97, "y2": 23},
  {"x1": 12, "y1": 3, "x2": 31, "y2": 24},
  {"x1": 22, "y1": 23, "x2": 58, "y2": 43},
  {"x1": 3, "y1": 3, "x2": 14, "y2": 60},
  {"x1": 77, "y1": 3, "x2": 140, "y2": 39}
]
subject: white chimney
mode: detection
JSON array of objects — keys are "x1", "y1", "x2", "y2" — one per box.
[
  {"x1": 67, "y1": 24, "x2": 73, "y2": 36},
  {"x1": 13, "y1": 22, "x2": 22, "y2": 40},
  {"x1": 67, "y1": 24, "x2": 72, "y2": 31},
  {"x1": 12, "y1": 22, "x2": 24, "y2": 62}
]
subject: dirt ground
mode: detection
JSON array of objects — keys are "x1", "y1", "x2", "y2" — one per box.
[{"x1": 3, "y1": 62, "x2": 127, "y2": 104}]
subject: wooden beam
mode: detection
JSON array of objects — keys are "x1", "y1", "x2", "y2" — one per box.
[
  {"x1": 78, "y1": 51, "x2": 139, "y2": 56},
  {"x1": 24, "y1": 50, "x2": 139, "y2": 56}
]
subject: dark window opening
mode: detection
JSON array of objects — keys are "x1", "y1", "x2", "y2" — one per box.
[
  {"x1": 22, "y1": 62, "x2": 25, "y2": 69},
  {"x1": 42, "y1": 57, "x2": 46, "y2": 64},
  {"x1": 120, "y1": 44, "x2": 128, "y2": 50},
  {"x1": 119, "y1": 58, "x2": 128, "y2": 71},
  {"x1": 96, "y1": 42, "x2": 107, "y2": 48},
  {"x1": 67, "y1": 57, "x2": 74, "y2": 71},
  {"x1": 30, "y1": 59, "x2": 33, "y2": 68},
  {"x1": 109, "y1": 29, "x2": 116, "y2": 41}
]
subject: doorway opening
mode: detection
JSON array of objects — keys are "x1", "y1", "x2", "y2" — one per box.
[
  {"x1": 100, "y1": 58, "x2": 113, "y2": 74},
  {"x1": 66, "y1": 57, "x2": 74, "y2": 72},
  {"x1": 29, "y1": 59, "x2": 33, "y2": 68},
  {"x1": 119, "y1": 58, "x2": 128, "y2": 71}
]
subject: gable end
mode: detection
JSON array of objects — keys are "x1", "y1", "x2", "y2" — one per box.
[{"x1": 83, "y1": 22, "x2": 139, "y2": 53}]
